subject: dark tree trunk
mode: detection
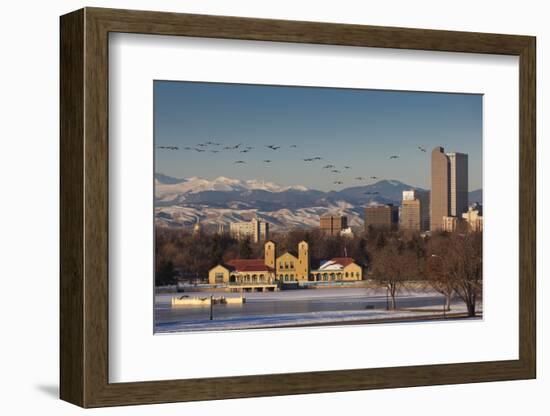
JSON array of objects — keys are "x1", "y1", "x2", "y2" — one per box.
[{"x1": 445, "y1": 293, "x2": 452, "y2": 312}]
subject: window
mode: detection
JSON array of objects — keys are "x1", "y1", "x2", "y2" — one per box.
[{"x1": 215, "y1": 273, "x2": 224, "y2": 284}]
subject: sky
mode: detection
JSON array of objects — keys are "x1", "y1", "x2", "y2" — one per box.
[{"x1": 154, "y1": 80, "x2": 483, "y2": 192}]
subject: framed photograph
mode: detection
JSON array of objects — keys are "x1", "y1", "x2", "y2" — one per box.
[{"x1": 60, "y1": 7, "x2": 536, "y2": 407}]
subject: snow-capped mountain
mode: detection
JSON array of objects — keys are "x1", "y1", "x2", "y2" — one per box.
[
  {"x1": 156, "y1": 175, "x2": 309, "y2": 203},
  {"x1": 154, "y1": 173, "x2": 482, "y2": 230}
]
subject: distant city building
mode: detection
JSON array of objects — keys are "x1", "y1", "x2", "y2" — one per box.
[
  {"x1": 462, "y1": 205, "x2": 483, "y2": 231},
  {"x1": 448, "y1": 152, "x2": 469, "y2": 217},
  {"x1": 401, "y1": 189, "x2": 430, "y2": 231},
  {"x1": 430, "y1": 147, "x2": 469, "y2": 230},
  {"x1": 320, "y1": 214, "x2": 348, "y2": 236},
  {"x1": 229, "y1": 218, "x2": 269, "y2": 242},
  {"x1": 401, "y1": 198, "x2": 421, "y2": 231},
  {"x1": 442, "y1": 216, "x2": 459, "y2": 232},
  {"x1": 364, "y1": 204, "x2": 398, "y2": 231},
  {"x1": 217, "y1": 223, "x2": 227, "y2": 235}
]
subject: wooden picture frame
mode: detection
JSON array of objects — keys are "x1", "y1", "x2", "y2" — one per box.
[{"x1": 60, "y1": 7, "x2": 536, "y2": 408}]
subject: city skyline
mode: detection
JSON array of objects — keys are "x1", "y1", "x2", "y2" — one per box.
[{"x1": 154, "y1": 81, "x2": 483, "y2": 192}]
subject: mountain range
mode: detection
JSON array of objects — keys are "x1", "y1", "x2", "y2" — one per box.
[{"x1": 155, "y1": 173, "x2": 482, "y2": 230}]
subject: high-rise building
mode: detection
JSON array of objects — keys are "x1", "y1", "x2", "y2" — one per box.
[
  {"x1": 448, "y1": 152, "x2": 469, "y2": 217},
  {"x1": 431, "y1": 147, "x2": 450, "y2": 231},
  {"x1": 320, "y1": 215, "x2": 348, "y2": 236},
  {"x1": 229, "y1": 218, "x2": 269, "y2": 242},
  {"x1": 364, "y1": 204, "x2": 398, "y2": 231},
  {"x1": 430, "y1": 147, "x2": 469, "y2": 230},
  {"x1": 402, "y1": 189, "x2": 430, "y2": 231},
  {"x1": 401, "y1": 198, "x2": 421, "y2": 231}
]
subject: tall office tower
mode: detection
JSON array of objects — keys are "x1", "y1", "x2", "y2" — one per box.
[
  {"x1": 319, "y1": 215, "x2": 348, "y2": 236},
  {"x1": 447, "y1": 152, "x2": 469, "y2": 217},
  {"x1": 402, "y1": 189, "x2": 430, "y2": 231},
  {"x1": 430, "y1": 147, "x2": 469, "y2": 230},
  {"x1": 430, "y1": 147, "x2": 450, "y2": 231},
  {"x1": 401, "y1": 199, "x2": 421, "y2": 231},
  {"x1": 364, "y1": 204, "x2": 399, "y2": 231}
]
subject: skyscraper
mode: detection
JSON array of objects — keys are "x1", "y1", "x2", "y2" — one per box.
[
  {"x1": 402, "y1": 189, "x2": 430, "y2": 231},
  {"x1": 430, "y1": 147, "x2": 469, "y2": 231},
  {"x1": 447, "y1": 152, "x2": 469, "y2": 217}
]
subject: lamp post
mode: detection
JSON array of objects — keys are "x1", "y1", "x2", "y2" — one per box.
[{"x1": 209, "y1": 294, "x2": 214, "y2": 320}]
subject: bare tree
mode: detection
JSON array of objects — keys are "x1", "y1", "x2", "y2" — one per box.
[
  {"x1": 428, "y1": 231, "x2": 482, "y2": 317},
  {"x1": 426, "y1": 252, "x2": 454, "y2": 311},
  {"x1": 370, "y1": 239, "x2": 420, "y2": 310}
]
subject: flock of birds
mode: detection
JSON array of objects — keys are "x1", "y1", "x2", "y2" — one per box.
[{"x1": 157, "y1": 141, "x2": 428, "y2": 190}]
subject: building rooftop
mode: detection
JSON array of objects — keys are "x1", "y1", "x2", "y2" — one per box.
[
  {"x1": 317, "y1": 257, "x2": 357, "y2": 270},
  {"x1": 225, "y1": 259, "x2": 274, "y2": 273}
]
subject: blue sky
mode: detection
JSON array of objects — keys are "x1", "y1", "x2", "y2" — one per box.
[{"x1": 154, "y1": 81, "x2": 482, "y2": 191}]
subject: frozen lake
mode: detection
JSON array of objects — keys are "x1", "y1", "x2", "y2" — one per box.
[{"x1": 154, "y1": 288, "x2": 477, "y2": 333}]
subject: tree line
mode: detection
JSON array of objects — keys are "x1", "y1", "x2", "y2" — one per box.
[{"x1": 155, "y1": 226, "x2": 482, "y2": 317}]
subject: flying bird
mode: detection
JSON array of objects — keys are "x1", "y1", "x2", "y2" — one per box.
[
  {"x1": 289, "y1": 144, "x2": 298, "y2": 148},
  {"x1": 322, "y1": 164, "x2": 335, "y2": 169},
  {"x1": 240, "y1": 150, "x2": 250, "y2": 153},
  {"x1": 355, "y1": 177, "x2": 365, "y2": 181},
  {"x1": 234, "y1": 160, "x2": 246, "y2": 164},
  {"x1": 194, "y1": 148, "x2": 205, "y2": 152},
  {"x1": 389, "y1": 155, "x2": 399, "y2": 159},
  {"x1": 312, "y1": 157, "x2": 323, "y2": 160},
  {"x1": 267, "y1": 145, "x2": 281, "y2": 150},
  {"x1": 303, "y1": 158, "x2": 314, "y2": 162},
  {"x1": 331, "y1": 170, "x2": 340, "y2": 173},
  {"x1": 417, "y1": 145, "x2": 427, "y2": 152},
  {"x1": 344, "y1": 166, "x2": 351, "y2": 169},
  {"x1": 223, "y1": 146, "x2": 233, "y2": 150},
  {"x1": 210, "y1": 150, "x2": 220, "y2": 153},
  {"x1": 197, "y1": 143, "x2": 207, "y2": 147},
  {"x1": 370, "y1": 176, "x2": 378, "y2": 180},
  {"x1": 183, "y1": 147, "x2": 193, "y2": 150},
  {"x1": 156, "y1": 146, "x2": 179, "y2": 150},
  {"x1": 334, "y1": 180, "x2": 344, "y2": 185},
  {"x1": 263, "y1": 160, "x2": 272, "y2": 163}
]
